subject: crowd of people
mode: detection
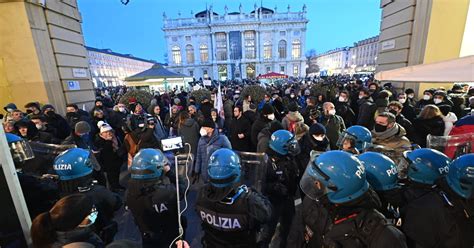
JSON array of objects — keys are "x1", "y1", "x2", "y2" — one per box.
[{"x1": 2, "y1": 75, "x2": 474, "y2": 248}]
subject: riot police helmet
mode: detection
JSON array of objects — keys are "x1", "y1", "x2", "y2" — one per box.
[
  {"x1": 53, "y1": 148, "x2": 96, "y2": 181},
  {"x1": 207, "y1": 148, "x2": 241, "y2": 188},
  {"x1": 446, "y1": 154, "x2": 474, "y2": 199},
  {"x1": 269, "y1": 130, "x2": 300, "y2": 156},
  {"x1": 130, "y1": 148, "x2": 169, "y2": 180},
  {"x1": 336, "y1": 125, "x2": 372, "y2": 151},
  {"x1": 403, "y1": 148, "x2": 451, "y2": 185},
  {"x1": 358, "y1": 152, "x2": 399, "y2": 191},
  {"x1": 300, "y1": 150, "x2": 369, "y2": 204},
  {"x1": 5, "y1": 133, "x2": 34, "y2": 163}
]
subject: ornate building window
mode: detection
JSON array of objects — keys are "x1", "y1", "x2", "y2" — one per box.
[
  {"x1": 278, "y1": 40, "x2": 287, "y2": 59},
  {"x1": 186, "y1": 45, "x2": 194, "y2": 64},
  {"x1": 244, "y1": 31, "x2": 256, "y2": 59},
  {"x1": 171, "y1": 46, "x2": 181, "y2": 65},
  {"x1": 263, "y1": 41, "x2": 272, "y2": 60},
  {"x1": 218, "y1": 64, "x2": 227, "y2": 80},
  {"x1": 216, "y1": 33, "x2": 227, "y2": 61},
  {"x1": 292, "y1": 40, "x2": 301, "y2": 59},
  {"x1": 200, "y1": 44, "x2": 209, "y2": 63}
]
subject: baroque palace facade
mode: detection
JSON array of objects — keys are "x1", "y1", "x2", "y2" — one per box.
[{"x1": 162, "y1": 4, "x2": 309, "y2": 80}]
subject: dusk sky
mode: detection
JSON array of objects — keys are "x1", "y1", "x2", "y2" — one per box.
[{"x1": 77, "y1": 0, "x2": 381, "y2": 62}]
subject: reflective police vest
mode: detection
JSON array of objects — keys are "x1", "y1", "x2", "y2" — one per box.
[{"x1": 196, "y1": 186, "x2": 256, "y2": 247}]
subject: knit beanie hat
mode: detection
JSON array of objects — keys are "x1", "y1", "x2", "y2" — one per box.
[
  {"x1": 261, "y1": 103, "x2": 274, "y2": 115},
  {"x1": 201, "y1": 118, "x2": 216, "y2": 128},
  {"x1": 288, "y1": 102, "x2": 298, "y2": 112},
  {"x1": 75, "y1": 121, "x2": 91, "y2": 134},
  {"x1": 405, "y1": 88, "x2": 415, "y2": 95},
  {"x1": 97, "y1": 121, "x2": 113, "y2": 133},
  {"x1": 309, "y1": 123, "x2": 326, "y2": 135}
]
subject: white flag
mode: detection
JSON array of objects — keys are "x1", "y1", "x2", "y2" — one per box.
[{"x1": 214, "y1": 83, "x2": 224, "y2": 120}]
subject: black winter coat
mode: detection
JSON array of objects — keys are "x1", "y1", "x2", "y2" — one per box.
[
  {"x1": 413, "y1": 116, "x2": 445, "y2": 147},
  {"x1": 357, "y1": 97, "x2": 377, "y2": 130}
]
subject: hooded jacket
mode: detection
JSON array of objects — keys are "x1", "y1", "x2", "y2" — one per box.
[
  {"x1": 282, "y1": 111, "x2": 304, "y2": 133},
  {"x1": 413, "y1": 116, "x2": 445, "y2": 147}
]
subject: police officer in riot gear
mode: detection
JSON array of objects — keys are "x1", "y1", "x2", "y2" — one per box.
[
  {"x1": 358, "y1": 152, "x2": 403, "y2": 219},
  {"x1": 336, "y1": 125, "x2": 372, "y2": 154},
  {"x1": 400, "y1": 150, "x2": 474, "y2": 247},
  {"x1": 2, "y1": 133, "x2": 59, "y2": 247},
  {"x1": 260, "y1": 130, "x2": 300, "y2": 248},
  {"x1": 125, "y1": 148, "x2": 185, "y2": 248},
  {"x1": 53, "y1": 148, "x2": 122, "y2": 244},
  {"x1": 300, "y1": 150, "x2": 408, "y2": 248},
  {"x1": 196, "y1": 148, "x2": 272, "y2": 248}
]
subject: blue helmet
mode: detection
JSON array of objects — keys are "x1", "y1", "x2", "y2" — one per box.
[
  {"x1": 54, "y1": 148, "x2": 94, "y2": 181},
  {"x1": 269, "y1": 130, "x2": 300, "y2": 156},
  {"x1": 5, "y1": 133, "x2": 34, "y2": 163},
  {"x1": 131, "y1": 148, "x2": 169, "y2": 180},
  {"x1": 300, "y1": 150, "x2": 369, "y2": 204},
  {"x1": 358, "y1": 152, "x2": 399, "y2": 191},
  {"x1": 337, "y1": 125, "x2": 372, "y2": 151},
  {"x1": 403, "y1": 148, "x2": 451, "y2": 185},
  {"x1": 208, "y1": 148, "x2": 241, "y2": 188},
  {"x1": 446, "y1": 154, "x2": 474, "y2": 199}
]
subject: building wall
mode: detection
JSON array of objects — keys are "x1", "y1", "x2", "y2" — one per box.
[
  {"x1": 377, "y1": 0, "x2": 471, "y2": 96},
  {"x1": 0, "y1": 0, "x2": 95, "y2": 114},
  {"x1": 349, "y1": 36, "x2": 379, "y2": 72},
  {"x1": 162, "y1": 7, "x2": 308, "y2": 80},
  {"x1": 87, "y1": 48, "x2": 154, "y2": 87},
  {"x1": 315, "y1": 47, "x2": 351, "y2": 75}
]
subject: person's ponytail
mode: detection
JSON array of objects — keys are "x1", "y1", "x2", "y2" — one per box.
[{"x1": 31, "y1": 211, "x2": 56, "y2": 248}]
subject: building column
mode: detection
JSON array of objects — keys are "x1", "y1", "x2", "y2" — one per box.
[
  {"x1": 211, "y1": 32, "x2": 216, "y2": 63},
  {"x1": 241, "y1": 31, "x2": 246, "y2": 62},
  {"x1": 226, "y1": 31, "x2": 230, "y2": 62}
]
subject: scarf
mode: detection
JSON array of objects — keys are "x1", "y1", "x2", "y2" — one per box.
[{"x1": 373, "y1": 123, "x2": 401, "y2": 140}]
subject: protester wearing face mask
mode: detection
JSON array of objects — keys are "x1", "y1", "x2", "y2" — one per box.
[
  {"x1": 319, "y1": 102, "x2": 346, "y2": 150},
  {"x1": 66, "y1": 103, "x2": 92, "y2": 130},
  {"x1": 433, "y1": 90, "x2": 454, "y2": 107},
  {"x1": 297, "y1": 123, "x2": 330, "y2": 172},
  {"x1": 388, "y1": 101, "x2": 416, "y2": 142},
  {"x1": 126, "y1": 102, "x2": 147, "y2": 131},
  {"x1": 357, "y1": 88, "x2": 377, "y2": 130},
  {"x1": 282, "y1": 102, "x2": 304, "y2": 134},
  {"x1": 3, "y1": 102, "x2": 18, "y2": 123},
  {"x1": 42, "y1": 104, "x2": 71, "y2": 140},
  {"x1": 413, "y1": 104, "x2": 445, "y2": 147},
  {"x1": 397, "y1": 92, "x2": 416, "y2": 122},
  {"x1": 372, "y1": 112, "x2": 411, "y2": 165},
  {"x1": 194, "y1": 118, "x2": 231, "y2": 183},
  {"x1": 24, "y1": 102, "x2": 41, "y2": 117},
  {"x1": 415, "y1": 89, "x2": 435, "y2": 113},
  {"x1": 334, "y1": 90, "x2": 356, "y2": 127},
  {"x1": 405, "y1": 88, "x2": 417, "y2": 106},
  {"x1": 62, "y1": 121, "x2": 96, "y2": 150},
  {"x1": 251, "y1": 103, "x2": 275, "y2": 148},
  {"x1": 229, "y1": 106, "x2": 252, "y2": 152},
  {"x1": 14, "y1": 119, "x2": 54, "y2": 143}
]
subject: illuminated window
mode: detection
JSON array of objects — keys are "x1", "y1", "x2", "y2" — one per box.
[
  {"x1": 200, "y1": 44, "x2": 209, "y2": 63},
  {"x1": 278, "y1": 40, "x2": 287, "y2": 59},
  {"x1": 263, "y1": 41, "x2": 272, "y2": 60},
  {"x1": 172, "y1": 46, "x2": 181, "y2": 65},
  {"x1": 186, "y1": 45, "x2": 194, "y2": 64},
  {"x1": 218, "y1": 64, "x2": 227, "y2": 80},
  {"x1": 293, "y1": 65, "x2": 299, "y2": 76},
  {"x1": 280, "y1": 65, "x2": 285, "y2": 74},
  {"x1": 244, "y1": 31, "x2": 256, "y2": 59},
  {"x1": 216, "y1": 33, "x2": 227, "y2": 61},
  {"x1": 292, "y1": 40, "x2": 301, "y2": 59}
]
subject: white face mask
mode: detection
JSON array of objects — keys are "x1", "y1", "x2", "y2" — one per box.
[
  {"x1": 408, "y1": 94, "x2": 415, "y2": 99},
  {"x1": 433, "y1": 98, "x2": 442, "y2": 104},
  {"x1": 290, "y1": 94, "x2": 295, "y2": 98},
  {"x1": 358, "y1": 95, "x2": 364, "y2": 99},
  {"x1": 118, "y1": 107, "x2": 125, "y2": 112},
  {"x1": 35, "y1": 124, "x2": 43, "y2": 130},
  {"x1": 423, "y1": 95, "x2": 431, "y2": 100},
  {"x1": 212, "y1": 116, "x2": 217, "y2": 121},
  {"x1": 338, "y1": 96, "x2": 346, "y2": 102},
  {"x1": 398, "y1": 98, "x2": 406, "y2": 104},
  {"x1": 313, "y1": 135, "x2": 325, "y2": 141},
  {"x1": 328, "y1": 109, "x2": 336, "y2": 116},
  {"x1": 267, "y1": 114, "x2": 275, "y2": 120},
  {"x1": 200, "y1": 128, "x2": 208, "y2": 137},
  {"x1": 6, "y1": 108, "x2": 14, "y2": 113},
  {"x1": 138, "y1": 123, "x2": 145, "y2": 128}
]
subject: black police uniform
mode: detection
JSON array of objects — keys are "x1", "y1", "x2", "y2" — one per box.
[
  {"x1": 196, "y1": 184, "x2": 272, "y2": 248},
  {"x1": 260, "y1": 150, "x2": 299, "y2": 248},
  {"x1": 302, "y1": 190, "x2": 408, "y2": 248},
  {"x1": 400, "y1": 180, "x2": 474, "y2": 248},
  {"x1": 125, "y1": 170, "x2": 185, "y2": 248}
]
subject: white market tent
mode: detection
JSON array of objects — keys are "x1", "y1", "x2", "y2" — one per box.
[{"x1": 375, "y1": 55, "x2": 474, "y2": 82}]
